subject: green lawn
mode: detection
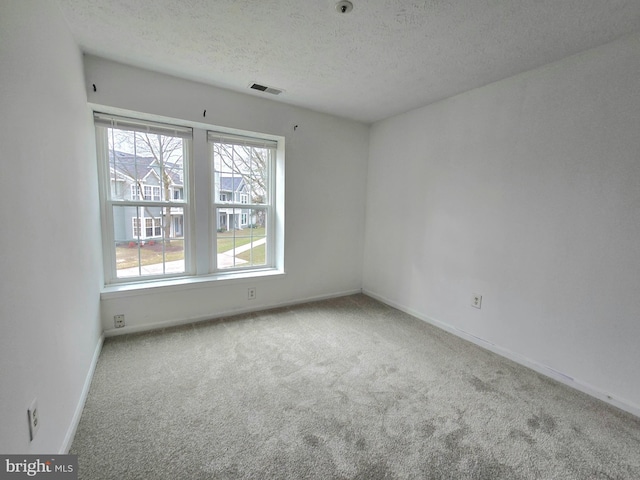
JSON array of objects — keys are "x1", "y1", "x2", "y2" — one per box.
[
  {"x1": 236, "y1": 243, "x2": 265, "y2": 265},
  {"x1": 115, "y1": 239, "x2": 184, "y2": 270},
  {"x1": 217, "y1": 227, "x2": 265, "y2": 253},
  {"x1": 114, "y1": 228, "x2": 265, "y2": 270}
]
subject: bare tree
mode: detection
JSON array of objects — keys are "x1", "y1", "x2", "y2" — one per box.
[
  {"x1": 136, "y1": 133, "x2": 183, "y2": 241},
  {"x1": 213, "y1": 142, "x2": 269, "y2": 227},
  {"x1": 109, "y1": 130, "x2": 184, "y2": 242}
]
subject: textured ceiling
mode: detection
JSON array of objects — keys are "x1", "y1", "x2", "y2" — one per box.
[{"x1": 55, "y1": 0, "x2": 640, "y2": 123}]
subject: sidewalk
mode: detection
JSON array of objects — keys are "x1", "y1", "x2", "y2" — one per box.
[
  {"x1": 117, "y1": 237, "x2": 267, "y2": 277},
  {"x1": 217, "y1": 237, "x2": 266, "y2": 268}
]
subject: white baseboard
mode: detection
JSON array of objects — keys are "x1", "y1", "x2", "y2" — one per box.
[
  {"x1": 363, "y1": 289, "x2": 640, "y2": 419},
  {"x1": 60, "y1": 334, "x2": 104, "y2": 453},
  {"x1": 104, "y1": 288, "x2": 363, "y2": 337}
]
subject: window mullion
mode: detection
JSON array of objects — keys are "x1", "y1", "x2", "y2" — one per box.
[{"x1": 191, "y1": 129, "x2": 210, "y2": 275}]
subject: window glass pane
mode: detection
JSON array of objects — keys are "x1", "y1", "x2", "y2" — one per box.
[
  {"x1": 212, "y1": 141, "x2": 272, "y2": 206},
  {"x1": 113, "y1": 205, "x2": 185, "y2": 278},
  {"x1": 216, "y1": 208, "x2": 267, "y2": 269},
  {"x1": 107, "y1": 128, "x2": 185, "y2": 203}
]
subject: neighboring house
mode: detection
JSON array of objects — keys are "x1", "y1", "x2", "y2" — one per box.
[
  {"x1": 109, "y1": 151, "x2": 254, "y2": 241},
  {"x1": 216, "y1": 176, "x2": 252, "y2": 231},
  {"x1": 109, "y1": 150, "x2": 184, "y2": 243}
]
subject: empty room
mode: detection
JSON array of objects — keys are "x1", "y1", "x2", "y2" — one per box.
[{"x1": 1, "y1": 0, "x2": 639, "y2": 478}]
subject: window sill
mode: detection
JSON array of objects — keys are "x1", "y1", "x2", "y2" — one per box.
[{"x1": 100, "y1": 268, "x2": 285, "y2": 300}]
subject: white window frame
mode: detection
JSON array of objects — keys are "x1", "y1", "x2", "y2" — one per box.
[
  {"x1": 143, "y1": 217, "x2": 162, "y2": 237},
  {"x1": 95, "y1": 113, "x2": 193, "y2": 284},
  {"x1": 143, "y1": 185, "x2": 161, "y2": 201},
  {"x1": 131, "y1": 213, "x2": 168, "y2": 240},
  {"x1": 132, "y1": 217, "x2": 141, "y2": 237},
  {"x1": 96, "y1": 110, "x2": 285, "y2": 291},
  {"x1": 209, "y1": 132, "x2": 279, "y2": 274}
]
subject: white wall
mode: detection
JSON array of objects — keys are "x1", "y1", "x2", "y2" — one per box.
[
  {"x1": 84, "y1": 56, "x2": 369, "y2": 333},
  {"x1": 364, "y1": 32, "x2": 640, "y2": 414},
  {"x1": 0, "y1": 1, "x2": 103, "y2": 453}
]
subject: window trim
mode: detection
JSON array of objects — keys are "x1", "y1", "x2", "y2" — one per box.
[
  {"x1": 209, "y1": 131, "x2": 277, "y2": 273},
  {"x1": 95, "y1": 109, "x2": 285, "y2": 291},
  {"x1": 95, "y1": 113, "x2": 193, "y2": 284}
]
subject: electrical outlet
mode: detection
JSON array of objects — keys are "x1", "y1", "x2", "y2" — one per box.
[
  {"x1": 248, "y1": 287, "x2": 256, "y2": 300},
  {"x1": 114, "y1": 314, "x2": 125, "y2": 328},
  {"x1": 27, "y1": 398, "x2": 39, "y2": 441},
  {"x1": 471, "y1": 294, "x2": 482, "y2": 309}
]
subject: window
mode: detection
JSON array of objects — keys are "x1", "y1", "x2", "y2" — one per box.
[
  {"x1": 96, "y1": 112, "x2": 284, "y2": 287},
  {"x1": 95, "y1": 113, "x2": 190, "y2": 281},
  {"x1": 144, "y1": 217, "x2": 162, "y2": 237},
  {"x1": 144, "y1": 185, "x2": 161, "y2": 201},
  {"x1": 132, "y1": 217, "x2": 141, "y2": 237},
  {"x1": 132, "y1": 216, "x2": 163, "y2": 239},
  {"x1": 210, "y1": 132, "x2": 276, "y2": 271}
]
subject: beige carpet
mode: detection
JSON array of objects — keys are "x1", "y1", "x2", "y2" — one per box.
[{"x1": 71, "y1": 294, "x2": 640, "y2": 479}]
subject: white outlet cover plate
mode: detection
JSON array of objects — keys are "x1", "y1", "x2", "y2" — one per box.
[{"x1": 472, "y1": 294, "x2": 482, "y2": 309}]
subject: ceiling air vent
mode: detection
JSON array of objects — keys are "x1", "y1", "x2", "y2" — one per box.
[{"x1": 250, "y1": 83, "x2": 283, "y2": 95}]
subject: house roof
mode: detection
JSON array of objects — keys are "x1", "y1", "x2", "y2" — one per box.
[
  {"x1": 110, "y1": 150, "x2": 183, "y2": 186},
  {"x1": 220, "y1": 176, "x2": 245, "y2": 193}
]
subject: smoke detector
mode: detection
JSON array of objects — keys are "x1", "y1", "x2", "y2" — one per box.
[{"x1": 336, "y1": 1, "x2": 353, "y2": 14}]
